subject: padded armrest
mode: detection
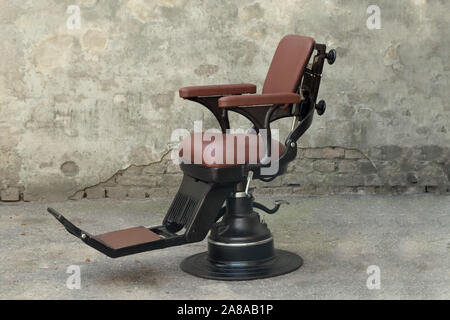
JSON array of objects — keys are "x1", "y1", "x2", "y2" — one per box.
[
  {"x1": 218, "y1": 92, "x2": 300, "y2": 108},
  {"x1": 179, "y1": 83, "x2": 256, "y2": 98}
]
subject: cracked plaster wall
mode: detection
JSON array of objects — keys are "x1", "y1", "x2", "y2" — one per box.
[{"x1": 0, "y1": 0, "x2": 449, "y2": 201}]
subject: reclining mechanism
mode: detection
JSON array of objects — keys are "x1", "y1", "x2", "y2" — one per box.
[{"x1": 48, "y1": 35, "x2": 335, "y2": 280}]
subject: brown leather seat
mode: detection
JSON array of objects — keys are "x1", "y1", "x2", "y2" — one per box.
[
  {"x1": 177, "y1": 35, "x2": 315, "y2": 168},
  {"x1": 179, "y1": 133, "x2": 285, "y2": 168}
]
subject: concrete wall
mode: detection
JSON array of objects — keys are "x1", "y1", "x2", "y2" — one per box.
[{"x1": 0, "y1": 0, "x2": 449, "y2": 202}]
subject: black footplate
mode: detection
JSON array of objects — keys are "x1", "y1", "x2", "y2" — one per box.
[
  {"x1": 47, "y1": 207, "x2": 186, "y2": 258},
  {"x1": 46, "y1": 175, "x2": 234, "y2": 258}
]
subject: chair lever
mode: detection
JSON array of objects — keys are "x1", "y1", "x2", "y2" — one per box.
[
  {"x1": 253, "y1": 200, "x2": 289, "y2": 214},
  {"x1": 245, "y1": 170, "x2": 254, "y2": 195}
]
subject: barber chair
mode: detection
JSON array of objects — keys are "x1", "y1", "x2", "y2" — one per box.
[{"x1": 48, "y1": 35, "x2": 336, "y2": 280}]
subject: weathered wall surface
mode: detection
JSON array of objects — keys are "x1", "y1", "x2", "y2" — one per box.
[{"x1": 0, "y1": 0, "x2": 449, "y2": 202}]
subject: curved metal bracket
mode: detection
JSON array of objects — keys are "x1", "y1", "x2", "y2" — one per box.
[
  {"x1": 188, "y1": 97, "x2": 230, "y2": 133},
  {"x1": 253, "y1": 200, "x2": 289, "y2": 214}
]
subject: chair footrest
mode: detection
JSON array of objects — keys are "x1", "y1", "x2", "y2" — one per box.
[
  {"x1": 93, "y1": 227, "x2": 161, "y2": 250},
  {"x1": 47, "y1": 208, "x2": 187, "y2": 258},
  {"x1": 46, "y1": 175, "x2": 234, "y2": 258}
]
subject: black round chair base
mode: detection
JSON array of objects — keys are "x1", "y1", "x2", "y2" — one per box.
[{"x1": 180, "y1": 249, "x2": 303, "y2": 281}]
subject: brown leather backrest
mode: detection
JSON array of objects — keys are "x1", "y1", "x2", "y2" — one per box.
[{"x1": 262, "y1": 35, "x2": 315, "y2": 94}]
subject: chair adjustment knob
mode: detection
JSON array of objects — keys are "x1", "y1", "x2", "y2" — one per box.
[
  {"x1": 326, "y1": 49, "x2": 336, "y2": 65},
  {"x1": 315, "y1": 100, "x2": 326, "y2": 115}
]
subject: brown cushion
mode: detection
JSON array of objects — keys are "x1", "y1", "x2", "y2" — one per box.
[
  {"x1": 93, "y1": 227, "x2": 161, "y2": 250},
  {"x1": 179, "y1": 83, "x2": 256, "y2": 98},
  {"x1": 218, "y1": 92, "x2": 300, "y2": 108},
  {"x1": 179, "y1": 133, "x2": 285, "y2": 168},
  {"x1": 263, "y1": 35, "x2": 315, "y2": 94}
]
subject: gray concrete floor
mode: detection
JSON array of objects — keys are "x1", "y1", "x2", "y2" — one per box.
[{"x1": 0, "y1": 194, "x2": 449, "y2": 299}]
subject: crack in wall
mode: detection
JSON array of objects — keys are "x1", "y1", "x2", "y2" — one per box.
[
  {"x1": 2, "y1": 145, "x2": 449, "y2": 202},
  {"x1": 68, "y1": 148, "x2": 173, "y2": 200}
]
